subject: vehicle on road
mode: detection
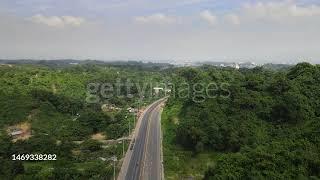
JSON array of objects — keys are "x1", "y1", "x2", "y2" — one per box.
[{"x1": 130, "y1": 138, "x2": 135, "y2": 150}]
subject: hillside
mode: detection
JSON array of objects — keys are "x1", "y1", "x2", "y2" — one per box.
[
  {"x1": 162, "y1": 63, "x2": 320, "y2": 179},
  {"x1": 0, "y1": 62, "x2": 168, "y2": 179}
]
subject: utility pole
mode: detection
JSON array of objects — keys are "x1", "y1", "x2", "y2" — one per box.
[
  {"x1": 113, "y1": 159, "x2": 116, "y2": 180},
  {"x1": 104, "y1": 156, "x2": 117, "y2": 180},
  {"x1": 111, "y1": 156, "x2": 117, "y2": 180},
  {"x1": 126, "y1": 115, "x2": 130, "y2": 137},
  {"x1": 118, "y1": 140, "x2": 125, "y2": 157},
  {"x1": 133, "y1": 112, "x2": 136, "y2": 127},
  {"x1": 138, "y1": 98, "x2": 141, "y2": 113},
  {"x1": 128, "y1": 118, "x2": 130, "y2": 136},
  {"x1": 122, "y1": 139, "x2": 125, "y2": 157}
]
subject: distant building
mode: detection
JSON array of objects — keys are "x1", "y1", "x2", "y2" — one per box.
[
  {"x1": 127, "y1": 107, "x2": 137, "y2": 113},
  {"x1": 10, "y1": 130, "x2": 23, "y2": 136},
  {"x1": 234, "y1": 63, "x2": 240, "y2": 69},
  {"x1": 99, "y1": 157, "x2": 107, "y2": 161},
  {"x1": 101, "y1": 104, "x2": 121, "y2": 112},
  {"x1": 239, "y1": 62, "x2": 257, "y2": 69},
  {"x1": 153, "y1": 87, "x2": 164, "y2": 95},
  {"x1": 0, "y1": 64, "x2": 13, "y2": 67},
  {"x1": 193, "y1": 61, "x2": 258, "y2": 69},
  {"x1": 7, "y1": 127, "x2": 24, "y2": 136}
]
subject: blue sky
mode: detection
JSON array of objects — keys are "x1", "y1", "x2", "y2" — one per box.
[
  {"x1": 1, "y1": 0, "x2": 318, "y2": 16},
  {"x1": 0, "y1": 0, "x2": 243, "y2": 18},
  {"x1": 0, "y1": 0, "x2": 320, "y2": 63}
]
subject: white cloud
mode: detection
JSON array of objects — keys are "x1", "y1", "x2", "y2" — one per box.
[
  {"x1": 1, "y1": 1, "x2": 320, "y2": 63},
  {"x1": 225, "y1": 14, "x2": 240, "y2": 25},
  {"x1": 134, "y1": 13, "x2": 175, "y2": 24},
  {"x1": 243, "y1": 1, "x2": 320, "y2": 21},
  {"x1": 62, "y1": 16, "x2": 85, "y2": 26},
  {"x1": 30, "y1": 14, "x2": 85, "y2": 27},
  {"x1": 200, "y1": 10, "x2": 217, "y2": 25}
]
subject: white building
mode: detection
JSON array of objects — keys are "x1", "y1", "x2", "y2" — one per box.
[{"x1": 153, "y1": 87, "x2": 164, "y2": 95}]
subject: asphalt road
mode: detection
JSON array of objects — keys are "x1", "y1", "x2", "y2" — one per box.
[{"x1": 122, "y1": 99, "x2": 165, "y2": 180}]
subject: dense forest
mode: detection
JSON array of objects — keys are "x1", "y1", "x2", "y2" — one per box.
[
  {"x1": 162, "y1": 63, "x2": 320, "y2": 179},
  {"x1": 1, "y1": 61, "x2": 319, "y2": 179},
  {"x1": 0, "y1": 62, "x2": 168, "y2": 179}
]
